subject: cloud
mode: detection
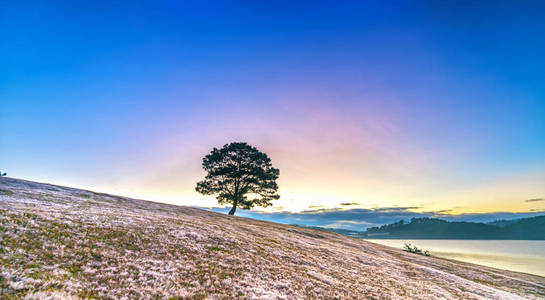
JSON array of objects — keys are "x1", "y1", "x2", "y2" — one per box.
[
  {"x1": 307, "y1": 205, "x2": 323, "y2": 209},
  {"x1": 335, "y1": 220, "x2": 375, "y2": 225},
  {"x1": 324, "y1": 220, "x2": 376, "y2": 227},
  {"x1": 369, "y1": 206, "x2": 422, "y2": 212},
  {"x1": 340, "y1": 202, "x2": 358, "y2": 206},
  {"x1": 525, "y1": 198, "x2": 544, "y2": 203},
  {"x1": 201, "y1": 206, "x2": 545, "y2": 231}
]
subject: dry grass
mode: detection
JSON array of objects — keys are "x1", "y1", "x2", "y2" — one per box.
[{"x1": 1, "y1": 177, "x2": 544, "y2": 299}]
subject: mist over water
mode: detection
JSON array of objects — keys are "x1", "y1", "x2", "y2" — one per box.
[{"x1": 365, "y1": 239, "x2": 545, "y2": 277}]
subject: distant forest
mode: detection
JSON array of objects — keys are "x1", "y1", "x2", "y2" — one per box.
[
  {"x1": 362, "y1": 215, "x2": 545, "y2": 239},
  {"x1": 307, "y1": 215, "x2": 545, "y2": 240}
]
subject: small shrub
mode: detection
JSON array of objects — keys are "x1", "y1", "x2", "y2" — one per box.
[
  {"x1": 79, "y1": 288, "x2": 99, "y2": 299},
  {"x1": 180, "y1": 282, "x2": 194, "y2": 288},
  {"x1": 68, "y1": 263, "x2": 82, "y2": 274},
  {"x1": 23, "y1": 212, "x2": 38, "y2": 220},
  {"x1": 206, "y1": 246, "x2": 227, "y2": 252},
  {"x1": 0, "y1": 189, "x2": 13, "y2": 196},
  {"x1": 403, "y1": 243, "x2": 430, "y2": 256},
  {"x1": 90, "y1": 252, "x2": 102, "y2": 261}
]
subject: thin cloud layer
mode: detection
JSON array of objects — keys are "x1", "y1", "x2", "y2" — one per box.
[{"x1": 525, "y1": 198, "x2": 544, "y2": 202}]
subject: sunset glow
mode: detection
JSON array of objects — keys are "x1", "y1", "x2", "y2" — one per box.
[{"x1": 2, "y1": 1, "x2": 544, "y2": 219}]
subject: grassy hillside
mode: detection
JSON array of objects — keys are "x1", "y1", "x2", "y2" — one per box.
[{"x1": 1, "y1": 177, "x2": 544, "y2": 299}]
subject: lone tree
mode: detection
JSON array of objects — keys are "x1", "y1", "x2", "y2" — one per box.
[{"x1": 196, "y1": 142, "x2": 280, "y2": 215}]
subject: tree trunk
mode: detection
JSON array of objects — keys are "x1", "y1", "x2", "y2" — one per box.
[{"x1": 228, "y1": 201, "x2": 237, "y2": 215}]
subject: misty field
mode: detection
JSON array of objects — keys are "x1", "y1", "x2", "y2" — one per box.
[{"x1": 1, "y1": 177, "x2": 544, "y2": 299}]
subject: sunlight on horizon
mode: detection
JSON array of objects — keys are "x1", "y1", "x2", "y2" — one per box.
[{"x1": 2, "y1": 1, "x2": 544, "y2": 217}]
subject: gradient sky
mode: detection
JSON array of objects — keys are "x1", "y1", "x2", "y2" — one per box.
[{"x1": 2, "y1": 1, "x2": 545, "y2": 223}]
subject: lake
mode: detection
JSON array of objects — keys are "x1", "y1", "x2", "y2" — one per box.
[{"x1": 365, "y1": 239, "x2": 545, "y2": 277}]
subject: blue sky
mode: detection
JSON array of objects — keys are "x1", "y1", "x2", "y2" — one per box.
[{"x1": 1, "y1": 1, "x2": 544, "y2": 229}]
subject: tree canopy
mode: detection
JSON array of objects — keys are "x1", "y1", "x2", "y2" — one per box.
[{"x1": 195, "y1": 142, "x2": 280, "y2": 215}]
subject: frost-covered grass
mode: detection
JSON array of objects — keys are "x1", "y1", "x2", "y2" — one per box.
[{"x1": 1, "y1": 177, "x2": 544, "y2": 299}]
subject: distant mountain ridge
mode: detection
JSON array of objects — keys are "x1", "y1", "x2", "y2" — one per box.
[
  {"x1": 361, "y1": 216, "x2": 545, "y2": 239},
  {"x1": 299, "y1": 215, "x2": 545, "y2": 240},
  {"x1": 486, "y1": 219, "x2": 521, "y2": 228}
]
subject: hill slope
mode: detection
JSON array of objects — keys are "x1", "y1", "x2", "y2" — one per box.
[{"x1": 1, "y1": 177, "x2": 544, "y2": 299}]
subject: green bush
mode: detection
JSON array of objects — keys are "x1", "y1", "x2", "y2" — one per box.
[{"x1": 403, "y1": 243, "x2": 430, "y2": 256}]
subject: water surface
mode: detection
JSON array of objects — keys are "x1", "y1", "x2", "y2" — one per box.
[{"x1": 365, "y1": 239, "x2": 545, "y2": 277}]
